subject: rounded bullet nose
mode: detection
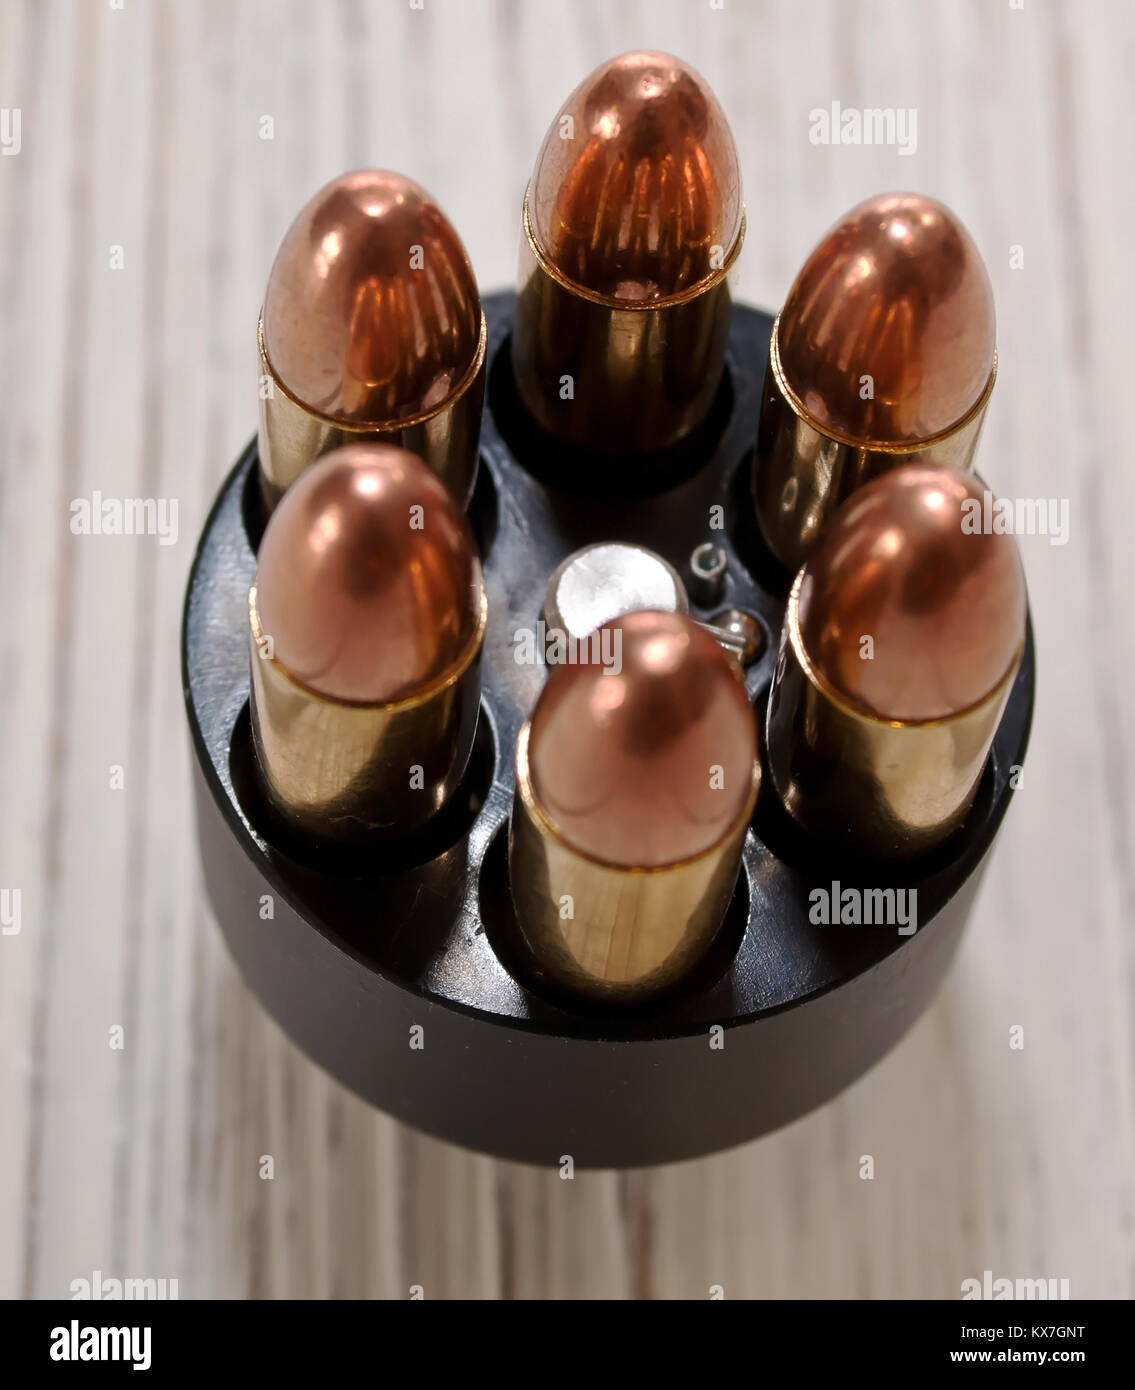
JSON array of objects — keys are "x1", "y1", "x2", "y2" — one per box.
[
  {"x1": 262, "y1": 169, "x2": 482, "y2": 426},
  {"x1": 254, "y1": 443, "x2": 483, "y2": 704},
  {"x1": 528, "y1": 51, "x2": 742, "y2": 301},
  {"x1": 527, "y1": 611, "x2": 756, "y2": 867},
  {"x1": 797, "y1": 465, "x2": 1026, "y2": 722},
  {"x1": 777, "y1": 193, "x2": 995, "y2": 443}
]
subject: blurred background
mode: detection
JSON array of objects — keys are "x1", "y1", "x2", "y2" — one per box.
[{"x1": 0, "y1": 0, "x2": 1132, "y2": 1298}]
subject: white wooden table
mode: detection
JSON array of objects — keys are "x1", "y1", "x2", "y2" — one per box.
[{"x1": 1, "y1": 0, "x2": 1132, "y2": 1299}]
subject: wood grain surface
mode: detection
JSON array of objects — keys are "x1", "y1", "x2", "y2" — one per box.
[{"x1": 0, "y1": 0, "x2": 1132, "y2": 1299}]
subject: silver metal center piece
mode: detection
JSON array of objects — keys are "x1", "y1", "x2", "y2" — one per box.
[{"x1": 543, "y1": 542, "x2": 689, "y2": 645}]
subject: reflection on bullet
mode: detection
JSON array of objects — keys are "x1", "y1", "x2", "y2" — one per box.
[
  {"x1": 258, "y1": 170, "x2": 485, "y2": 508},
  {"x1": 249, "y1": 443, "x2": 485, "y2": 842},
  {"x1": 766, "y1": 465, "x2": 1025, "y2": 858},
  {"x1": 513, "y1": 52, "x2": 743, "y2": 455},
  {"x1": 509, "y1": 610, "x2": 759, "y2": 1001},
  {"x1": 753, "y1": 192, "x2": 996, "y2": 572}
]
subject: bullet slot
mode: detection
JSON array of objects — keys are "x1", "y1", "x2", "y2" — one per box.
[
  {"x1": 487, "y1": 331, "x2": 735, "y2": 500},
  {"x1": 466, "y1": 453, "x2": 500, "y2": 560},
  {"x1": 722, "y1": 448, "x2": 791, "y2": 597},
  {"x1": 227, "y1": 697, "x2": 498, "y2": 879},
  {"x1": 750, "y1": 685, "x2": 1004, "y2": 883},
  {"x1": 240, "y1": 453, "x2": 270, "y2": 554},
  {"x1": 476, "y1": 820, "x2": 754, "y2": 1021}
]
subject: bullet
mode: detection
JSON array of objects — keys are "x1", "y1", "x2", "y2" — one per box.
[
  {"x1": 765, "y1": 465, "x2": 1026, "y2": 858},
  {"x1": 249, "y1": 443, "x2": 486, "y2": 842},
  {"x1": 752, "y1": 192, "x2": 996, "y2": 572},
  {"x1": 508, "y1": 610, "x2": 759, "y2": 1002},
  {"x1": 513, "y1": 51, "x2": 743, "y2": 455},
  {"x1": 257, "y1": 170, "x2": 486, "y2": 509}
]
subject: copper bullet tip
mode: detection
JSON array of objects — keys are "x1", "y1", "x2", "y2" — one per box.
[
  {"x1": 527, "y1": 610, "x2": 756, "y2": 867},
  {"x1": 254, "y1": 443, "x2": 483, "y2": 705},
  {"x1": 528, "y1": 51, "x2": 742, "y2": 301},
  {"x1": 777, "y1": 192, "x2": 995, "y2": 442},
  {"x1": 797, "y1": 465, "x2": 1026, "y2": 722},
  {"x1": 262, "y1": 169, "x2": 482, "y2": 426}
]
